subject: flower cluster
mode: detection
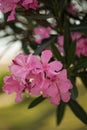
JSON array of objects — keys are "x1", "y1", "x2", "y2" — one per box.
[
  {"x1": 57, "y1": 32, "x2": 87, "y2": 57},
  {"x1": 33, "y1": 27, "x2": 87, "y2": 58},
  {"x1": 3, "y1": 50, "x2": 72, "y2": 105},
  {"x1": 0, "y1": 0, "x2": 38, "y2": 21}
]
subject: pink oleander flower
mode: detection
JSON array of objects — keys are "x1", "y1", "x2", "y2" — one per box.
[
  {"x1": 3, "y1": 76, "x2": 25, "y2": 102},
  {"x1": 30, "y1": 50, "x2": 63, "y2": 96},
  {"x1": 0, "y1": 0, "x2": 18, "y2": 21},
  {"x1": 3, "y1": 52, "x2": 42, "y2": 102},
  {"x1": 29, "y1": 72, "x2": 45, "y2": 96},
  {"x1": 29, "y1": 50, "x2": 73, "y2": 105},
  {"x1": 76, "y1": 38, "x2": 87, "y2": 57},
  {"x1": 57, "y1": 32, "x2": 87, "y2": 57},
  {"x1": 3, "y1": 50, "x2": 73, "y2": 105},
  {"x1": 42, "y1": 69, "x2": 72, "y2": 105},
  {"x1": 34, "y1": 26, "x2": 52, "y2": 44},
  {"x1": 0, "y1": 0, "x2": 38, "y2": 21},
  {"x1": 40, "y1": 50, "x2": 63, "y2": 75},
  {"x1": 10, "y1": 53, "x2": 41, "y2": 79}
]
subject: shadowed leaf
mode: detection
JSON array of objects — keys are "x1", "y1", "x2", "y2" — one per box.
[
  {"x1": 68, "y1": 100, "x2": 87, "y2": 124},
  {"x1": 51, "y1": 42, "x2": 63, "y2": 62},
  {"x1": 28, "y1": 96, "x2": 45, "y2": 109},
  {"x1": 56, "y1": 102, "x2": 66, "y2": 125}
]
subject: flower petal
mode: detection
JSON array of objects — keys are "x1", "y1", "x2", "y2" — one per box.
[
  {"x1": 50, "y1": 95, "x2": 60, "y2": 105},
  {"x1": 41, "y1": 50, "x2": 52, "y2": 64},
  {"x1": 49, "y1": 61, "x2": 63, "y2": 73},
  {"x1": 61, "y1": 92, "x2": 71, "y2": 102}
]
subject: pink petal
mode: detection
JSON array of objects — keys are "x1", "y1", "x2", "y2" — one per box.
[
  {"x1": 50, "y1": 95, "x2": 60, "y2": 105},
  {"x1": 3, "y1": 76, "x2": 25, "y2": 102},
  {"x1": 41, "y1": 50, "x2": 52, "y2": 64},
  {"x1": 71, "y1": 32, "x2": 82, "y2": 41},
  {"x1": 15, "y1": 93, "x2": 22, "y2": 102},
  {"x1": 10, "y1": 65, "x2": 27, "y2": 78},
  {"x1": 12, "y1": 53, "x2": 27, "y2": 66},
  {"x1": 35, "y1": 38, "x2": 42, "y2": 44},
  {"x1": 44, "y1": 84, "x2": 58, "y2": 97},
  {"x1": 57, "y1": 35, "x2": 64, "y2": 46},
  {"x1": 49, "y1": 61, "x2": 63, "y2": 73},
  {"x1": 31, "y1": 87, "x2": 41, "y2": 96},
  {"x1": 57, "y1": 70, "x2": 73, "y2": 93},
  {"x1": 7, "y1": 4, "x2": 16, "y2": 21},
  {"x1": 61, "y1": 92, "x2": 71, "y2": 102},
  {"x1": 58, "y1": 79, "x2": 73, "y2": 93},
  {"x1": 27, "y1": 54, "x2": 42, "y2": 69}
]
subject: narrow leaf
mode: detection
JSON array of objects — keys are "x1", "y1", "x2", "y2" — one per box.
[
  {"x1": 28, "y1": 96, "x2": 45, "y2": 109},
  {"x1": 56, "y1": 102, "x2": 66, "y2": 125},
  {"x1": 70, "y1": 26, "x2": 87, "y2": 33},
  {"x1": 70, "y1": 85, "x2": 78, "y2": 100},
  {"x1": 68, "y1": 100, "x2": 87, "y2": 124},
  {"x1": 26, "y1": 14, "x2": 53, "y2": 20},
  {"x1": 58, "y1": 0, "x2": 68, "y2": 12},
  {"x1": 51, "y1": 43, "x2": 63, "y2": 62},
  {"x1": 67, "y1": 41, "x2": 76, "y2": 67},
  {"x1": 64, "y1": 16, "x2": 71, "y2": 56},
  {"x1": 70, "y1": 77, "x2": 78, "y2": 100},
  {"x1": 22, "y1": 41, "x2": 30, "y2": 54},
  {"x1": 74, "y1": 58, "x2": 87, "y2": 71},
  {"x1": 74, "y1": 71, "x2": 87, "y2": 77}
]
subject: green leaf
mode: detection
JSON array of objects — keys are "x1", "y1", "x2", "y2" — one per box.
[
  {"x1": 28, "y1": 96, "x2": 45, "y2": 109},
  {"x1": 34, "y1": 36, "x2": 56, "y2": 55},
  {"x1": 68, "y1": 100, "x2": 87, "y2": 124},
  {"x1": 67, "y1": 41, "x2": 76, "y2": 67},
  {"x1": 70, "y1": 26, "x2": 87, "y2": 33},
  {"x1": 56, "y1": 102, "x2": 66, "y2": 125},
  {"x1": 70, "y1": 84, "x2": 78, "y2": 100},
  {"x1": 74, "y1": 71, "x2": 87, "y2": 77},
  {"x1": 74, "y1": 58, "x2": 87, "y2": 71},
  {"x1": 70, "y1": 78, "x2": 78, "y2": 100},
  {"x1": 51, "y1": 42, "x2": 63, "y2": 62},
  {"x1": 64, "y1": 16, "x2": 71, "y2": 56},
  {"x1": 58, "y1": 0, "x2": 68, "y2": 12},
  {"x1": 70, "y1": 86, "x2": 78, "y2": 100},
  {"x1": 26, "y1": 14, "x2": 53, "y2": 20},
  {"x1": 21, "y1": 40, "x2": 30, "y2": 54}
]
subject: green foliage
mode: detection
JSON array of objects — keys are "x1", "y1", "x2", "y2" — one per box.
[
  {"x1": 74, "y1": 57, "x2": 87, "y2": 71},
  {"x1": 70, "y1": 78, "x2": 78, "y2": 100},
  {"x1": 56, "y1": 101, "x2": 66, "y2": 125},
  {"x1": 67, "y1": 41, "x2": 76, "y2": 67},
  {"x1": 28, "y1": 96, "x2": 45, "y2": 109},
  {"x1": 64, "y1": 16, "x2": 71, "y2": 56},
  {"x1": 68, "y1": 100, "x2": 87, "y2": 125},
  {"x1": 51, "y1": 42, "x2": 63, "y2": 62}
]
